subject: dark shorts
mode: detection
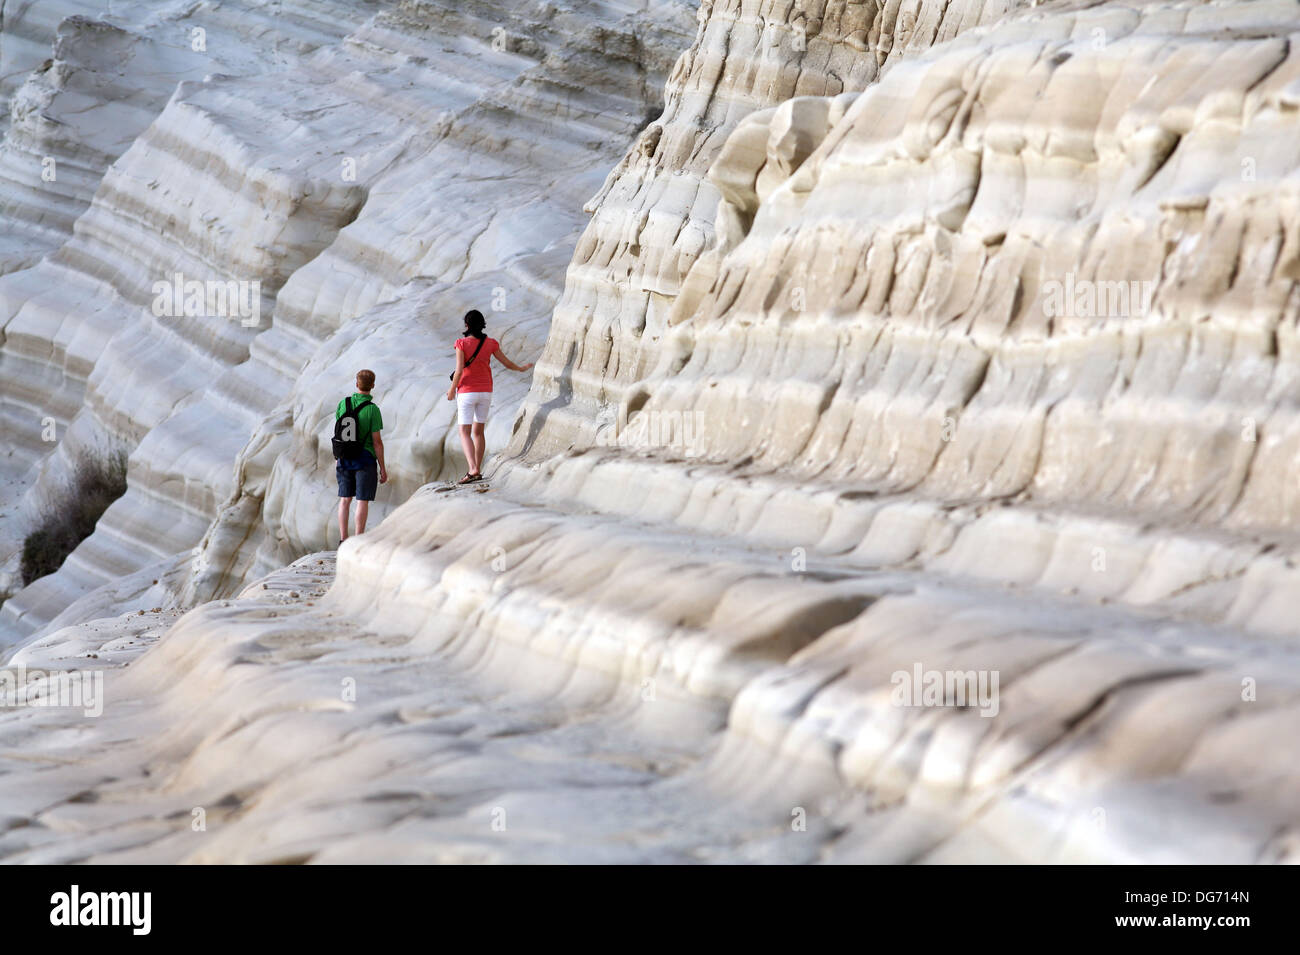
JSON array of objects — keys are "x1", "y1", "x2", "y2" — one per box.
[{"x1": 336, "y1": 456, "x2": 378, "y2": 501}]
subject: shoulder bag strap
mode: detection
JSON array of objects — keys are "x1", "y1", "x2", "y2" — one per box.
[{"x1": 464, "y1": 336, "x2": 486, "y2": 367}]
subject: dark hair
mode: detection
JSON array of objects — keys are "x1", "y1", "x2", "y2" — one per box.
[{"x1": 464, "y1": 309, "x2": 486, "y2": 340}]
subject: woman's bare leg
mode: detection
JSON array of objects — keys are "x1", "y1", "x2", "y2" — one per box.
[
  {"x1": 459, "y1": 423, "x2": 477, "y2": 475},
  {"x1": 472, "y1": 422, "x2": 486, "y2": 475}
]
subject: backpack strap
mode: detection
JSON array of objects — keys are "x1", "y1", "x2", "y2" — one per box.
[{"x1": 341, "y1": 396, "x2": 375, "y2": 451}]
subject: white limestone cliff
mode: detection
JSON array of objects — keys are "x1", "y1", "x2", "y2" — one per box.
[
  {"x1": 0, "y1": 0, "x2": 696, "y2": 632},
  {"x1": 1, "y1": 0, "x2": 1299, "y2": 863}
]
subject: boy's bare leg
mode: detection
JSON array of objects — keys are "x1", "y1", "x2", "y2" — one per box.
[
  {"x1": 472, "y1": 423, "x2": 486, "y2": 475},
  {"x1": 355, "y1": 500, "x2": 369, "y2": 535},
  {"x1": 338, "y1": 497, "x2": 352, "y2": 542}
]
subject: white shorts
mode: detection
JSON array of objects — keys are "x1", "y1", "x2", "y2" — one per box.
[{"x1": 456, "y1": 391, "x2": 492, "y2": 425}]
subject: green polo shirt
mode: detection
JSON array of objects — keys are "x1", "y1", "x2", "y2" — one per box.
[{"x1": 336, "y1": 392, "x2": 383, "y2": 457}]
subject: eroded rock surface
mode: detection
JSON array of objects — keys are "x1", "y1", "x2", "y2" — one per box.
[{"x1": 0, "y1": 0, "x2": 694, "y2": 632}]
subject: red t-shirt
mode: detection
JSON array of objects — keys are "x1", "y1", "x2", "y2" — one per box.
[{"x1": 456, "y1": 336, "x2": 499, "y2": 393}]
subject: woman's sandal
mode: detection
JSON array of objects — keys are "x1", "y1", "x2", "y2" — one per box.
[{"x1": 457, "y1": 472, "x2": 482, "y2": 485}]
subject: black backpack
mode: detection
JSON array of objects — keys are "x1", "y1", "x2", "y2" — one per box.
[{"x1": 332, "y1": 396, "x2": 374, "y2": 460}]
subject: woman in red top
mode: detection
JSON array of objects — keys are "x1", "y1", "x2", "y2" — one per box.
[{"x1": 445, "y1": 309, "x2": 534, "y2": 484}]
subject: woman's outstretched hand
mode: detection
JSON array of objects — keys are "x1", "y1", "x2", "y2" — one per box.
[{"x1": 521, "y1": 362, "x2": 534, "y2": 371}]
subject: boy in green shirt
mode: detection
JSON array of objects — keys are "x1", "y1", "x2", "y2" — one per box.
[{"x1": 336, "y1": 369, "x2": 388, "y2": 540}]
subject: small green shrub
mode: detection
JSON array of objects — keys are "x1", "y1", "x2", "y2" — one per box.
[{"x1": 20, "y1": 451, "x2": 128, "y2": 586}]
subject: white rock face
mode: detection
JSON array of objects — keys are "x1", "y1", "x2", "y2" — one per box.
[
  {"x1": 2, "y1": 0, "x2": 1299, "y2": 863},
  {"x1": 0, "y1": 2, "x2": 364, "y2": 273},
  {"x1": 0, "y1": 0, "x2": 695, "y2": 634}
]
